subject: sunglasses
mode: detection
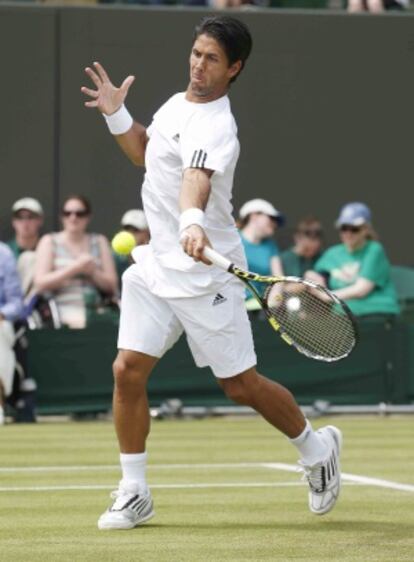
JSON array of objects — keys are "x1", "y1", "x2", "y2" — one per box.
[
  {"x1": 62, "y1": 210, "x2": 89, "y2": 218},
  {"x1": 298, "y1": 229, "x2": 323, "y2": 239},
  {"x1": 339, "y1": 225, "x2": 362, "y2": 234},
  {"x1": 13, "y1": 214, "x2": 40, "y2": 221}
]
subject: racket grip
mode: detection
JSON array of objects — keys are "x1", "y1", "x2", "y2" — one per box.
[{"x1": 203, "y1": 247, "x2": 232, "y2": 271}]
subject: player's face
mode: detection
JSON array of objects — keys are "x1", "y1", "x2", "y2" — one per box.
[{"x1": 188, "y1": 34, "x2": 242, "y2": 102}]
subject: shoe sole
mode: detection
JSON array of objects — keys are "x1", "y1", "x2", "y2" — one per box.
[
  {"x1": 98, "y1": 509, "x2": 155, "y2": 530},
  {"x1": 311, "y1": 425, "x2": 343, "y2": 516}
]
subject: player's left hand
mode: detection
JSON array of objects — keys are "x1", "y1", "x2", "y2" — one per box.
[{"x1": 180, "y1": 225, "x2": 212, "y2": 265}]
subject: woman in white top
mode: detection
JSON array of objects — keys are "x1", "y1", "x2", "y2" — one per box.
[{"x1": 34, "y1": 195, "x2": 118, "y2": 328}]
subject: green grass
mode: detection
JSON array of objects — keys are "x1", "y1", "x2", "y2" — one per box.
[{"x1": 0, "y1": 416, "x2": 413, "y2": 561}]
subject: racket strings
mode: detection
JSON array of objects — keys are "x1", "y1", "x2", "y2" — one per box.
[{"x1": 264, "y1": 282, "x2": 355, "y2": 360}]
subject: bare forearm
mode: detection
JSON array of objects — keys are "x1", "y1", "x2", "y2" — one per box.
[
  {"x1": 114, "y1": 122, "x2": 148, "y2": 166},
  {"x1": 35, "y1": 265, "x2": 79, "y2": 293},
  {"x1": 90, "y1": 269, "x2": 117, "y2": 295},
  {"x1": 333, "y1": 278, "x2": 374, "y2": 300},
  {"x1": 179, "y1": 169, "x2": 212, "y2": 212}
]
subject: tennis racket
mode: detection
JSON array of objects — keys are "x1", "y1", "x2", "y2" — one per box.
[{"x1": 203, "y1": 246, "x2": 358, "y2": 362}]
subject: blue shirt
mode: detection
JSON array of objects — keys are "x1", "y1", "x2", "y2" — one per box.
[
  {"x1": 0, "y1": 242, "x2": 23, "y2": 321},
  {"x1": 240, "y1": 234, "x2": 280, "y2": 296}
]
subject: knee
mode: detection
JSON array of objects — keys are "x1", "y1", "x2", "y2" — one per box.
[
  {"x1": 113, "y1": 355, "x2": 147, "y2": 395},
  {"x1": 219, "y1": 376, "x2": 252, "y2": 405}
]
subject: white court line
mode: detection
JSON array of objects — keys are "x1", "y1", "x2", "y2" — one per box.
[
  {"x1": 341, "y1": 473, "x2": 414, "y2": 494},
  {"x1": 0, "y1": 463, "x2": 272, "y2": 473},
  {"x1": 0, "y1": 482, "x2": 362, "y2": 493},
  {"x1": 263, "y1": 463, "x2": 414, "y2": 494},
  {"x1": 0, "y1": 462, "x2": 412, "y2": 494}
]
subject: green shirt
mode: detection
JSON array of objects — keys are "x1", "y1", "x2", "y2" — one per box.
[
  {"x1": 280, "y1": 248, "x2": 320, "y2": 278},
  {"x1": 6, "y1": 238, "x2": 23, "y2": 259},
  {"x1": 314, "y1": 240, "x2": 399, "y2": 316}
]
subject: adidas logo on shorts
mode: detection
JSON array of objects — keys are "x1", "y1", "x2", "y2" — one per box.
[{"x1": 212, "y1": 293, "x2": 227, "y2": 306}]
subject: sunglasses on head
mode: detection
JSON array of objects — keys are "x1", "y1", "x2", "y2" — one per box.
[
  {"x1": 339, "y1": 224, "x2": 362, "y2": 234},
  {"x1": 62, "y1": 209, "x2": 89, "y2": 218}
]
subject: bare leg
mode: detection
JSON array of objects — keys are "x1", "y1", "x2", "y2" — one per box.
[
  {"x1": 112, "y1": 349, "x2": 158, "y2": 453},
  {"x1": 218, "y1": 367, "x2": 306, "y2": 438}
]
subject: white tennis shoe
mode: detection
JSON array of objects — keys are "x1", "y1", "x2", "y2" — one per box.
[
  {"x1": 298, "y1": 425, "x2": 342, "y2": 515},
  {"x1": 98, "y1": 483, "x2": 155, "y2": 530}
]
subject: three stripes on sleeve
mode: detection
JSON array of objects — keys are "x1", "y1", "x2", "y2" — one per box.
[{"x1": 190, "y1": 149, "x2": 208, "y2": 169}]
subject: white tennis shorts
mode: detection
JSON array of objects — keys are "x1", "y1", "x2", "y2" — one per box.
[{"x1": 118, "y1": 263, "x2": 257, "y2": 379}]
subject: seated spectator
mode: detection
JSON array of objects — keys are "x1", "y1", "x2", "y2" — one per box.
[
  {"x1": 34, "y1": 195, "x2": 118, "y2": 329},
  {"x1": 306, "y1": 202, "x2": 399, "y2": 318},
  {"x1": 281, "y1": 216, "x2": 323, "y2": 278},
  {"x1": 113, "y1": 209, "x2": 150, "y2": 282},
  {"x1": 239, "y1": 198, "x2": 285, "y2": 298},
  {"x1": 0, "y1": 243, "x2": 23, "y2": 425},
  {"x1": 348, "y1": 0, "x2": 408, "y2": 11},
  {"x1": 7, "y1": 197, "x2": 44, "y2": 297}
]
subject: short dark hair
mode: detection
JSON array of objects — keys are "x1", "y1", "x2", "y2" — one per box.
[{"x1": 193, "y1": 16, "x2": 253, "y2": 83}]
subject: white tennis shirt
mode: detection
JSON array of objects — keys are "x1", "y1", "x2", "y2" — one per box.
[{"x1": 134, "y1": 91, "x2": 247, "y2": 298}]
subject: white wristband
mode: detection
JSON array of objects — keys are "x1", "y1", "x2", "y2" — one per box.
[
  {"x1": 103, "y1": 104, "x2": 133, "y2": 135},
  {"x1": 179, "y1": 208, "x2": 205, "y2": 233}
]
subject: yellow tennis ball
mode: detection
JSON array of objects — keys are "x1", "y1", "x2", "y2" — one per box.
[{"x1": 111, "y1": 231, "x2": 136, "y2": 255}]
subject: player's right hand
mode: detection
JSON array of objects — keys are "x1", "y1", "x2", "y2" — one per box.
[
  {"x1": 180, "y1": 225, "x2": 212, "y2": 265},
  {"x1": 81, "y1": 61, "x2": 135, "y2": 115}
]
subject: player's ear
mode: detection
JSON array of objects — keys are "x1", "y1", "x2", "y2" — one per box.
[{"x1": 228, "y1": 60, "x2": 242, "y2": 80}]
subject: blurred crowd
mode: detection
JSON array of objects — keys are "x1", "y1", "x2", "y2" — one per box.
[
  {"x1": 13, "y1": 0, "x2": 412, "y2": 11},
  {"x1": 0, "y1": 193, "x2": 400, "y2": 424}
]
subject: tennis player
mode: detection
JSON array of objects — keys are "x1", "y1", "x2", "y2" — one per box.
[{"x1": 82, "y1": 16, "x2": 342, "y2": 530}]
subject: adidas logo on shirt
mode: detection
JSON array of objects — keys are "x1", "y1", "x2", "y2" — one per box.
[
  {"x1": 212, "y1": 293, "x2": 227, "y2": 306},
  {"x1": 172, "y1": 133, "x2": 180, "y2": 142}
]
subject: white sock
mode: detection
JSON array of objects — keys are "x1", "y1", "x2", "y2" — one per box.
[
  {"x1": 120, "y1": 452, "x2": 148, "y2": 492},
  {"x1": 289, "y1": 420, "x2": 328, "y2": 464}
]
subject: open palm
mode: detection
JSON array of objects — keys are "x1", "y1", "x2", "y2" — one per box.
[{"x1": 81, "y1": 61, "x2": 135, "y2": 116}]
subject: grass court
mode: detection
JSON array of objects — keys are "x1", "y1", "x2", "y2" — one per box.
[{"x1": 0, "y1": 415, "x2": 413, "y2": 561}]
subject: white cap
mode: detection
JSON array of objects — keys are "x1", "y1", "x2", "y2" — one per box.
[
  {"x1": 121, "y1": 209, "x2": 148, "y2": 230},
  {"x1": 239, "y1": 198, "x2": 285, "y2": 225},
  {"x1": 12, "y1": 197, "x2": 43, "y2": 216}
]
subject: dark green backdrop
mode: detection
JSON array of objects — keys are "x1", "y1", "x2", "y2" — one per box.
[{"x1": 1, "y1": 4, "x2": 413, "y2": 264}]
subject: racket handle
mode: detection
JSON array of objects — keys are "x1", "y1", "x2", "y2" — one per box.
[{"x1": 203, "y1": 246, "x2": 232, "y2": 271}]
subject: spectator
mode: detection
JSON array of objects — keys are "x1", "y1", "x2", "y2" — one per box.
[
  {"x1": 7, "y1": 197, "x2": 43, "y2": 258},
  {"x1": 7, "y1": 197, "x2": 44, "y2": 296},
  {"x1": 0, "y1": 243, "x2": 23, "y2": 425},
  {"x1": 239, "y1": 198, "x2": 285, "y2": 299},
  {"x1": 34, "y1": 195, "x2": 118, "y2": 329},
  {"x1": 113, "y1": 209, "x2": 150, "y2": 283},
  {"x1": 281, "y1": 216, "x2": 323, "y2": 278},
  {"x1": 348, "y1": 0, "x2": 408, "y2": 11},
  {"x1": 306, "y1": 202, "x2": 399, "y2": 317}
]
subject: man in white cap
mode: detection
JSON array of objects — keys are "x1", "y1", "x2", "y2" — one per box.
[
  {"x1": 114, "y1": 209, "x2": 150, "y2": 283},
  {"x1": 7, "y1": 198, "x2": 44, "y2": 260},
  {"x1": 121, "y1": 209, "x2": 150, "y2": 247}
]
